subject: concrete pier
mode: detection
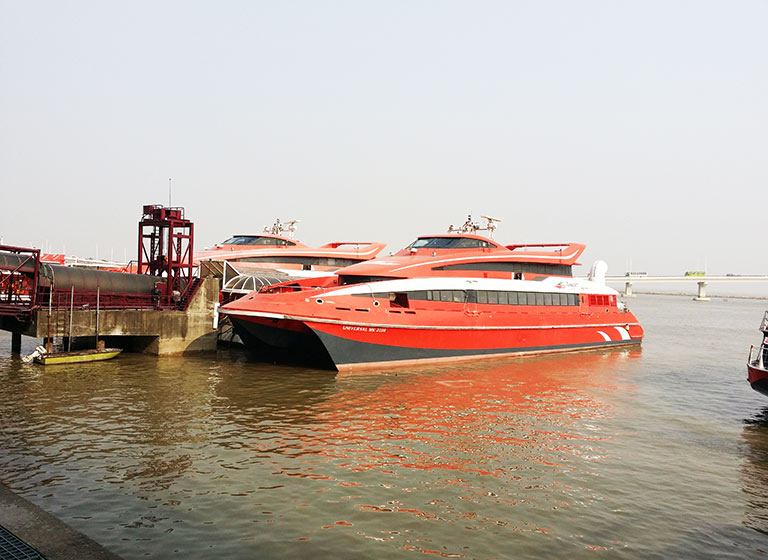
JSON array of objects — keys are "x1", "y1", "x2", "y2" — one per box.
[
  {"x1": 693, "y1": 281, "x2": 711, "y2": 302},
  {"x1": 623, "y1": 281, "x2": 636, "y2": 298},
  {"x1": 1, "y1": 277, "x2": 219, "y2": 355},
  {"x1": 0, "y1": 483, "x2": 121, "y2": 559}
]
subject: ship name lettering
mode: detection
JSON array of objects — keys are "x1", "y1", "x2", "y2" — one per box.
[{"x1": 342, "y1": 326, "x2": 386, "y2": 333}]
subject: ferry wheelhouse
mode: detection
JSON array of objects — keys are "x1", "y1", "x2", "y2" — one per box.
[
  {"x1": 220, "y1": 217, "x2": 643, "y2": 371},
  {"x1": 195, "y1": 219, "x2": 385, "y2": 272},
  {"x1": 747, "y1": 311, "x2": 768, "y2": 397}
]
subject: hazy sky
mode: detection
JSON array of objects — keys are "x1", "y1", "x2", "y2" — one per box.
[{"x1": 1, "y1": 1, "x2": 766, "y2": 275}]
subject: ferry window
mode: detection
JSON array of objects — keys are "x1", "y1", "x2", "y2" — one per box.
[
  {"x1": 390, "y1": 293, "x2": 409, "y2": 308},
  {"x1": 477, "y1": 291, "x2": 488, "y2": 304},
  {"x1": 508, "y1": 292, "x2": 518, "y2": 305},
  {"x1": 223, "y1": 235, "x2": 286, "y2": 246},
  {"x1": 498, "y1": 291, "x2": 508, "y2": 305},
  {"x1": 408, "y1": 237, "x2": 497, "y2": 251},
  {"x1": 410, "y1": 291, "x2": 428, "y2": 300},
  {"x1": 535, "y1": 293, "x2": 545, "y2": 306},
  {"x1": 526, "y1": 293, "x2": 536, "y2": 305},
  {"x1": 439, "y1": 290, "x2": 453, "y2": 302},
  {"x1": 453, "y1": 238, "x2": 493, "y2": 249},
  {"x1": 544, "y1": 293, "x2": 553, "y2": 306},
  {"x1": 466, "y1": 290, "x2": 477, "y2": 303},
  {"x1": 407, "y1": 237, "x2": 452, "y2": 249},
  {"x1": 488, "y1": 291, "x2": 498, "y2": 304},
  {"x1": 452, "y1": 291, "x2": 464, "y2": 303}
]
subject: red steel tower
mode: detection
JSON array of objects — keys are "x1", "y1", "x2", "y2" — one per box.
[{"x1": 137, "y1": 205, "x2": 194, "y2": 307}]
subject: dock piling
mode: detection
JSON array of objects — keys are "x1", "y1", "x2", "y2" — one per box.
[{"x1": 10, "y1": 332, "x2": 21, "y2": 354}]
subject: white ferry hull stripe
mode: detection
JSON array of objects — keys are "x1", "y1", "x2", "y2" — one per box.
[{"x1": 614, "y1": 326, "x2": 631, "y2": 340}]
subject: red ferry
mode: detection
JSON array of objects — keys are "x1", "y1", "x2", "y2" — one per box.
[
  {"x1": 747, "y1": 311, "x2": 768, "y2": 397},
  {"x1": 220, "y1": 216, "x2": 644, "y2": 371},
  {"x1": 195, "y1": 219, "x2": 386, "y2": 274}
]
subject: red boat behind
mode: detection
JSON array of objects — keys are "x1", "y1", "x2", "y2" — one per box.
[{"x1": 747, "y1": 311, "x2": 768, "y2": 396}]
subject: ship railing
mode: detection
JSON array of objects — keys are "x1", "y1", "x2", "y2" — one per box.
[{"x1": 748, "y1": 344, "x2": 768, "y2": 369}]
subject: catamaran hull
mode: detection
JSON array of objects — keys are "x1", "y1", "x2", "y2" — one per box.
[
  {"x1": 229, "y1": 316, "x2": 334, "y2": 366},
  {"x1": 229, "y1": 314, "x2": 642, "y2": 371}
]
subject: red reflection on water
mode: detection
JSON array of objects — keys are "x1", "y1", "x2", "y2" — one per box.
[{"x1": 272, "y1": 349, "x2": 640, "y2": 482}]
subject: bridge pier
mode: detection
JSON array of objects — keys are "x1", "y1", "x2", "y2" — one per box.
[
  {"x1": 693, "y1": 281, "x2": 710, "y2": 302},
  {"x1": 623, "y1": 281, "x2": 636, "y2": 298}
]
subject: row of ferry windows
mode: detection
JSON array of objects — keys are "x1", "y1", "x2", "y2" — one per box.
[
  {"x1": 222, "y1": 236, "x2": 296, "y2": 246},
  {"x1": 433, "y1": 262, "x2": 572, "y2": 276},
  {"x1": 361, "y1": 290, "x2": 580, "y2": 307},
  {"x1": 234, "y1": 256, "x2": 360, "y2": 267}
]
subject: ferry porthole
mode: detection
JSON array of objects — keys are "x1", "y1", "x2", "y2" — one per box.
[
  {"x1": 316, "y1": 298, "x2": 324, "y2": 304},
  {"x1": 373, "y1": 300, "x2": 380, "y2": 307}
]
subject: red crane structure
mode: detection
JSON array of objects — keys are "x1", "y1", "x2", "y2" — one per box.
[{"x1": 137, "y1": 205, "x2": 195, "y2": 307}]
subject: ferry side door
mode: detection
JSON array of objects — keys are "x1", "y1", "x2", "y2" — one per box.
[{"x1": 464, "y1": 289, "x2": 480, "y2": 318}]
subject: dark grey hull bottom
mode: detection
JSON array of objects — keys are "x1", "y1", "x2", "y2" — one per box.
[
  {"x1": 230, "y1": 316, "x2": 640, "y2": 371},
  {"x1": 229, "y1": 316, "x2": 335, "y2": 368},
  {"x1": 311, "y1": 328, "x2": 638, "y2": 369}
]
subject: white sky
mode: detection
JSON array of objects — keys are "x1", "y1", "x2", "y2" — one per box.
[{"x1": 1, "y1": 1, "x2": 766, "y2": 275}]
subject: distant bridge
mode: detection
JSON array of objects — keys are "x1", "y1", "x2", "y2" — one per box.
[{"x1": 603, "y1": 275, "x2": 768, "y2": 301}]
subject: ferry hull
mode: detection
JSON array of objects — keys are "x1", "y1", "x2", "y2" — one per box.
[
  {"x1": 313, "y1": 327, "x2": 639, "y2": 371},
  {"x1": 229, "y1": 316, "x2": 333, "y2": 367},
  {"x1": 229, "y1": 314, "x2": 641, "y2": 371},
  {"x1": 747, "y1": 363, "x2": 768, "y2": 397}
]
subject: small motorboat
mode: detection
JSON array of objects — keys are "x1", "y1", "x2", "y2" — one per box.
[
  {"x1": 23, "y1": 344, "x2": 122, "y2": 366},
  {"x1": 34, "y1": 347, "x2": 122, "y2": 365},
  {"x1": 747, "y1": 311, "x2": 768, "y2": 396}
]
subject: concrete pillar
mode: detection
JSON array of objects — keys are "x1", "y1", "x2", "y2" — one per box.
[
  {"x1": 624, "y1": 281, "x2": 636, "y2": 298},
  {"x1": 11, "y1": 332, "x2": 21, "y2": 354},
  {"x1": 693, "y1": 281, "x2": 710, "y2": 302}
]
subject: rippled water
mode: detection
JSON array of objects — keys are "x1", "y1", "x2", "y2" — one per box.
[{"x1": 1, "y1": 295, "x2": 767, "y2": 558}]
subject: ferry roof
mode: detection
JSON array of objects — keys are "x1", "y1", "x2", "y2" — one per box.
[{"x1": 337, "y1": 234, "x2": 585, "y2": 278}]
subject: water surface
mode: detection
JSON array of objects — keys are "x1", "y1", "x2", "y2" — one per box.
[{"x1": 1, "y1": 295, "x2": 767, "y2": 558}]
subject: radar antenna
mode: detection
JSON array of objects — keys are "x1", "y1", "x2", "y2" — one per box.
[
  {"x1": 447, "y1": 214, "x2": 502, "y2": 238},
  {"x1": 263, "y1": 218, "x2": 300, "y2": 237}
]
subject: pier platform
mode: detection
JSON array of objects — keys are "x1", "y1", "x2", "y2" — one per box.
[
  {"x1": 0, "y1": 482, "x2": 121, "y2": 559},
  {"x1": 0, "y1": 276, "x2": 219, "y2": 356}
]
